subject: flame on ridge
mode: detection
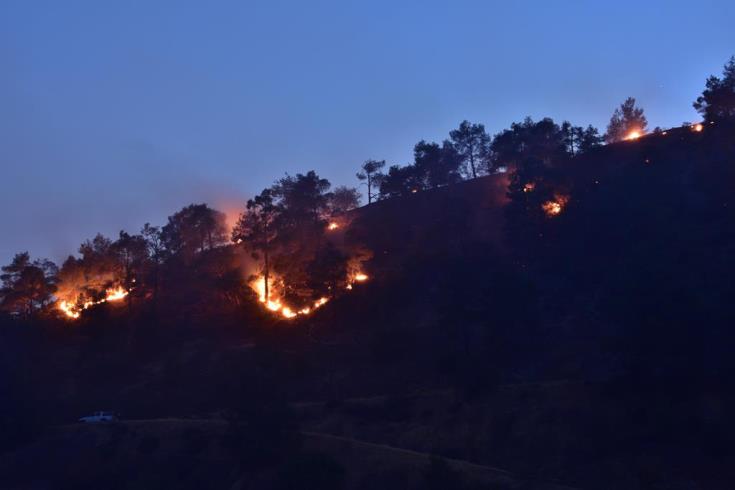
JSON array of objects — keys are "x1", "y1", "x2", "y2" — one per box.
[{"x1": 58, "y1": 286, "x2": 130, "y2": 319}]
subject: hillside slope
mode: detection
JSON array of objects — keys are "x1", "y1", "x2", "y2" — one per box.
[{"x1": 2, "y1": 125, "x2": 734, "y2": 489}]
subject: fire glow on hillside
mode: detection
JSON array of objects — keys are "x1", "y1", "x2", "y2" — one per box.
[
  {"x1": 250, "y1": 271, "x2": 368, "y2": 319},
  {"x1": 624, "y1": 130, "x2": 643, "y2": 141},
  {"x1": 542, "y1": 194, "x2": 569, "y2": 217},
  {"x1": 58, "y1": 286, "x2": 129, "y2": 319}
]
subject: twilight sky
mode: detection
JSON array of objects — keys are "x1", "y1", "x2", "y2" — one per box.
[{"x1": 2, "y1": 0, "x2": 734, "y2": 265}]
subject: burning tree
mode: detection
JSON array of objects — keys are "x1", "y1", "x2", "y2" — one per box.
[
  {"x1": 232, "y1": 189, "x2": 280, "y2": 305},
  {"x1": 56, "y1": 233, "x2": 135, "y2": 318},
  {"x1": 270, "y1": 171, "x2": 336, "y2": 306},
  {"x1": 605, "y1": 97, "x2": 648, "y2": 143},
  {"x1": 236, "y1": 171, "x2": 370, "y2": 319},
  {"x1": 111, "y1": 231, "x2": 148, "y2": 302}
]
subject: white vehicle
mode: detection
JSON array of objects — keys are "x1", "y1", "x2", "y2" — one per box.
[{"x1": 78, "y1": 411, "x2": 118, "y2": 423}]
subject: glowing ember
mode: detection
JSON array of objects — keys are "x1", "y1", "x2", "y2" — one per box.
[
  {"x1": 691, "y1": 123, "x2": 703, "y2": 132},
  {"x1": 542, "y1": 194, "x2": 569, "y2": 217},
  {"x1": 327, "y1": 222, "x2": 339, "y2": 230},
  {"x1": 354, "y1": 273, "x2": 368, "y2": 282},
  {"x1": 624, "y1": 130, "x2": 642, "y2": 141},
  {"x1": 57, "y1": 286, "x2": 130, "y2": 319},
  {"x1": 523, "y1": 182, "x2": 535, "y2": 193}
]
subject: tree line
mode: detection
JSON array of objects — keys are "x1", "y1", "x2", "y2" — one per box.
[
  {"x1": 357, "y1": 99, "x2": 646, "y2": 202},
  {"x1": 1, "y1": 55, "x2": 733, "y2": 319}
]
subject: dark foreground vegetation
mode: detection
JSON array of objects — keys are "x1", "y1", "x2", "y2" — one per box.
[{"x1": 1, "y1": 57, "x2": 734, "y2": 489}]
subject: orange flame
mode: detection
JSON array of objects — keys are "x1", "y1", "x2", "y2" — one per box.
[
  {"x1": 57, "y1": 286, "x2": 130, "y2": 319},
  {"x1": 249, "y1": 275, "x2": 331, "y2": 320},
  {"x1": 249, "y1": 270, "x2": 368, "y2": 319},
  {"x1": 691, "y1": 123, "x2": 703, "y2": 133},
  {"x1": 624, "y1": 130, "x2": 642, "y2": 141},
  {"x1": 542, "y1": 194, "x2": 569, "y2": 217}
]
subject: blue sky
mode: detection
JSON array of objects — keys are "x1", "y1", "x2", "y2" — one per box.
[{"x1": 2, "y1": 0, "x2": 734, "y2": 264}]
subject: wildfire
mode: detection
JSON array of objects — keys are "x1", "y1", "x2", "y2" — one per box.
[
  {"x1": 250, "y1": 275, "x2": 331, "y2": 320},
  {"x1": 57, "y1": 286, "x2": 130, "y2": 319},
  {"x1": 691, "y1": 123, "x2": 703, "y2": 132},
  {"x1": 250, "y1": 270, "x2": 368, "y2": 320},
  {"x1": 523, "y1": 182, "x2": 535, "y2": 193},
  {"x1": 327, "y1": 222, "x2": 339, "y2": 230},
  {"x1": 624, "y1": 130, "x2": 642, "y2": 141},
  {"x1": 105, "y1": 286, "x2": 128, "y2": 301},
  {"x1": 542, "y1": 194, "x2": 569, "y2": 217}
]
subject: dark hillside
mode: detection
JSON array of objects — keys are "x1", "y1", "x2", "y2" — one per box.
[{"x1": 2, "y1": 125, "x2": 735, "y2": 489}]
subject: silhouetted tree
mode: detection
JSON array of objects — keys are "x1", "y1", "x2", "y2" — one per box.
[
  {"x1": 232, "y1": 189, "x2": 280, "y2": 303},
  {"x1": 449, "y1": 120, "x2": 491, "y2": 178},
  {"x1": 328, "y1": 185, "x2": 361, "y2": 215},
  {"x1": 577, "y1": 125, "x2": 604, "y2": 153},
  {"x1": 273, "y1": 171, "x2": 331, "y2": 230},
  {"x1": 693, "y1": 55, "x2": 735, "y2": 124},
  {"x1": 413, "y1": 140, "x2": 462, "y2": 188},
  {"x1": 111, "y1": 230, "x2": 148, "y2": 299},
  {"x1": 356, "y1": 159, "x2": 386, "y2": 204},
  {"x1": 266, "y1": 171, "x2": 336, "y2": 303},
  {"x1": 307, "y1": 242, "x2": 348, "y2": 299},
  {"x1": 491, "y1": 117, "x2": 568, "y2": 169},
  {"x1": 605, "y1": 97, "x2": 648, "y2": 143},
  {"x1": 561, "y1": 121, "x2": 579, "y2": 156},
  {"x1": 0, "y1": 252, "x2": 57, "y2": 317},
  {"x1": 161, "y1": 204, "x2": 228, "y2": 259},
  {"x1": 141, "y1": 223, "x2": 164, "y2": 306},
  {"x1": 379, "y1": 164, "x2": 423, "y2": 199}
]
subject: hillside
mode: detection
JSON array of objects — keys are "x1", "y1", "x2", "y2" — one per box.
[{"x1": 2, "y1": 125, "x2": 735, "y2": 489}]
